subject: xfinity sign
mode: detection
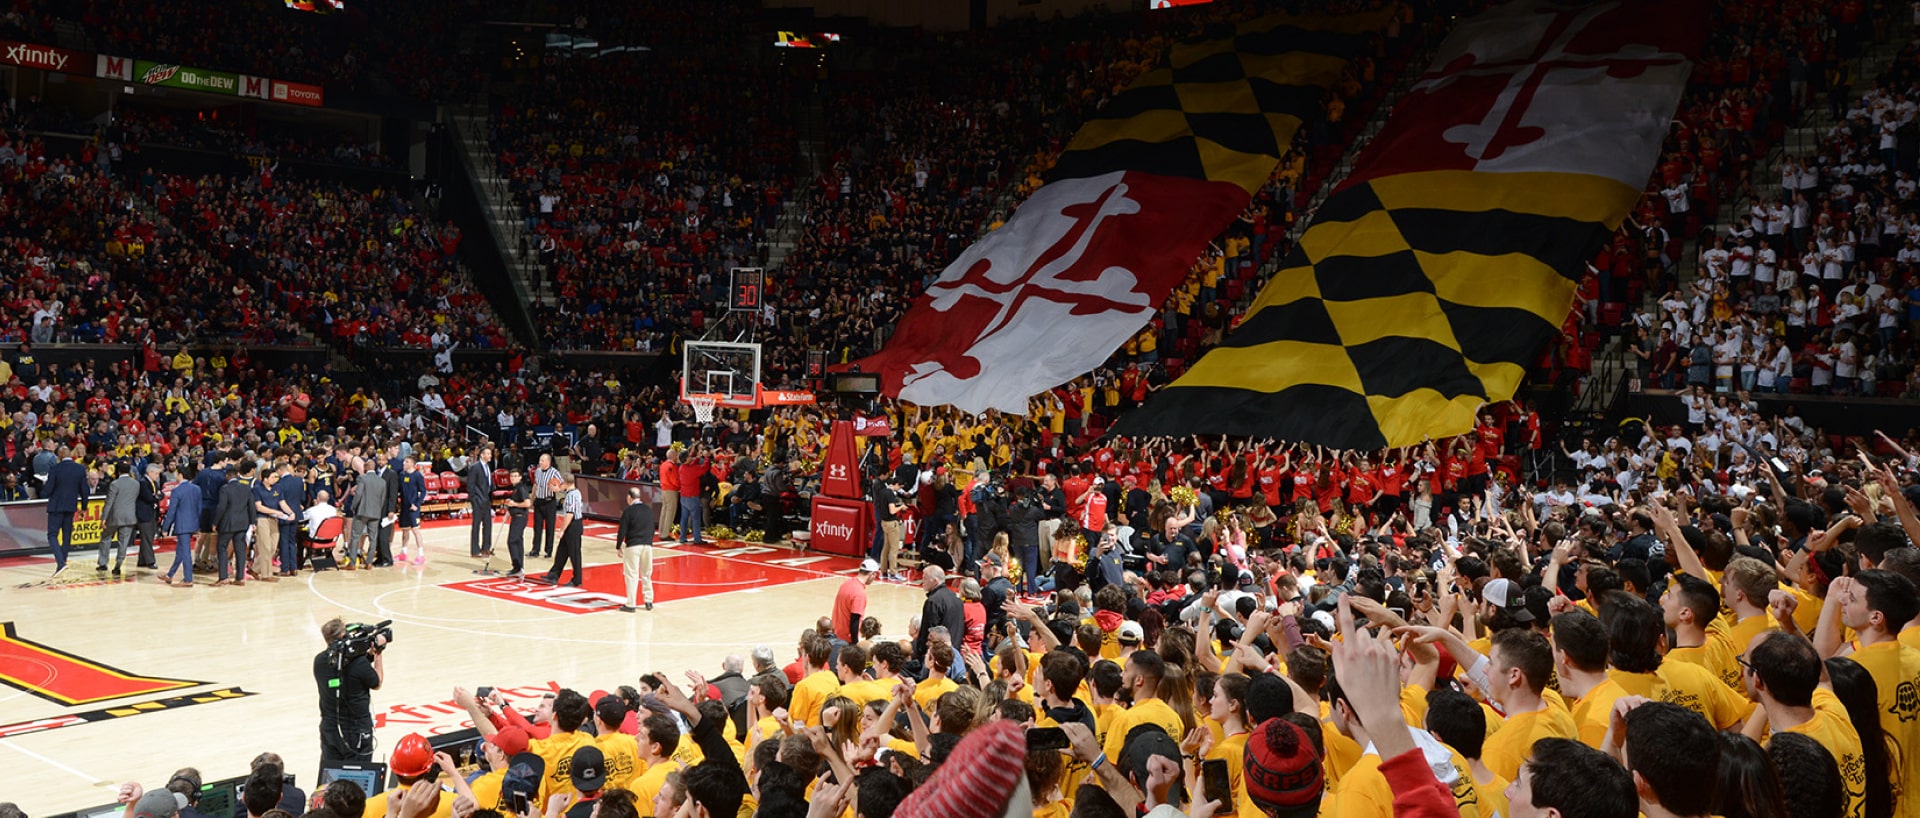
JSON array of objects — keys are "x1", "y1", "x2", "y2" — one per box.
[{"x1": 0, "y1": 40, "x2": 90, "y2": 75}]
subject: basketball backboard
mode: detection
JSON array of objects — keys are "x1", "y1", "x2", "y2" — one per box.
[{"x1": 681, "y1": 340, "x2": 762, "y2": 408}]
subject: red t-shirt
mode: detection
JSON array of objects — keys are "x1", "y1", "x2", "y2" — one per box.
[
  {"x1": 1257, "y1": 467, "x2": 1284, "y2": 506},
  {"x1": 962, "y1": 601, "x2": 986, "y2": 655},
  {"x1": 659, "y1": 462, "x2": 680, "y2": 493},
  {"x1": 831, "y1": 576, "x2": 868, "y2": 643}
]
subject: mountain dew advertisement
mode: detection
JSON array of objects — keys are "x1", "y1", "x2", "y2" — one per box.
[{"x1": 135, "y1": 60, "x2": 240, "y2": 94}]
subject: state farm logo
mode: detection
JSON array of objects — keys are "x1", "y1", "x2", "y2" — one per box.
[
  {"x1": 142, "y1": 64, "x2": 180, "y2": 85},
  {"x1": 441, "y1": 576, "x2": 626, "y2": 614},
  {"x1": 4, "y1": 43, "x2": 69, "y2": 72},
  {"x1": 815, "y1": 520, "x2": 853, "y2": 540}
]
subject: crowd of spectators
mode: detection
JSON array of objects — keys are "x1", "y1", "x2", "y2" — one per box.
[
  {"x1": 489, "y1": 0, "x2": 796, "y2": 352},
  {"x1": 1567, "y1": 0, "x2": 1918, "y2": 398},
  {"x1": 1614, "y1": 33, "x2": 1920, "y2": 400},
  {"x1": 39, "y1": 380, "x2": 1920, "y2": 818}
]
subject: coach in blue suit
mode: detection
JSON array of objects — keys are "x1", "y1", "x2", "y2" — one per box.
[{"x1": 42, "y1": 445, "x2": 88, "y2": 574}]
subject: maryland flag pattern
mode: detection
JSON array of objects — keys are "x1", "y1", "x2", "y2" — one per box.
[
  {"x1": 1115, "y1": 0, "x2": 1708, "y2": 448},
  {"x1": 852, "y1": 11, "x2": 1391, "y2": 415}
]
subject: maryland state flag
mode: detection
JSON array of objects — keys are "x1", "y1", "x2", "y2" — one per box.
[
  {"x1": 851, "y1": 11, "x2": 1390, "y2": 415},
  {"x1": 1116, "y1": 0, "x2": 1707, "y2": 448}
]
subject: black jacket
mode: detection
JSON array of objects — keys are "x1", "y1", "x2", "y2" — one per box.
[
  {"x1": 912, "y1": 585, "x2": 967, "y2": 663},
  {"x1": 1007, "y1": 501, "x2": 1044, "y2": 551},
  {"x1": 136, "y1": 473, "x2": 161, "y2": 523},
  {"x1": 214, "y1": 478, "x2": 256, "y2": 532},
  {"x1": 617, "y1": 501, "x2": 656, "y2": 547}
]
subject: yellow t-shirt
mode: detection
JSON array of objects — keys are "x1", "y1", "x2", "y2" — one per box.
[
  {"x1": 1608, "y1": 664, "x2": 1753, "y2": 730},
  {"x1": 1667, "y1": 629, "x2": 1744, "y2": 693},
  {"x1": 914, "y1": 676, "x2": 958, "y2": 713},
  {"x1": 1786, "y1": 586, "x2": 1826, "y2": 636},
  {"x1": 1727, "y1": 612, "x2": 1780, "y2": 661},
  {"x1": 747, "y1": 715, "x2": 785, "y2": 750},
  {"x1": 632, "y1": 758, "x2": 682, "y2": 817},
  {"x1": 1333, "y1": 744, "x2": 1484, "y2": 818},
  {"x1": 1093, "y1": 702, "x2": 1122, "y2": 747},
  {"x1": 1471, "y1": 764, "x2": 1510, "y2": 818},
  {"x1": 1210, "y1": 730, "x2": 1257, "y2": 818},
  {"x1": 790, "y1": 669, "x2": 842, "y2": 727},
  {"x1": 1481, "y1": 703, "x2": 1579, "y2": 781},
  {"x1": 596, "y1": 731, "x2": 643, "y2": 791},
  {"x1": 1103, "y1": 697, "x2": 1185, "y2": 763},
  {"x1": 1847, "y1": 640, "x2": 1920, "y2": 818},
  {"x1": 1900, "y1": 627, "x2": 1920, "y2": 653},
  {"x1": 529, "y1": 729, "x2": 596, "y2": 803},
  {"x1": 361, "y1": 784, "x2": 456, "y2": 818},
  {"x1": 1778, "y1": 689, "x2": 1867, "y2": 818},
  {"x1": 1570, "y1": 677, "x2": 1625, "y2": 748},
  {"x1": 1033, "y1": 801, "x2": 1071, "y2": 818},
  {"x1": 839, "y1": 677, "x2": 894, "y2": 707},
  {"x1": 467, "y1": 770, "x2": 508, "y2": 813}
]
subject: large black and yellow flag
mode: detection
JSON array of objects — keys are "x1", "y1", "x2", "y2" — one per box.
[
  {"x1": 851, "y1": 9, "x2": 1391, "y2": 415},
  {"x1": 1114, "y1": 0, "x2": 1708, "y2": 448}
]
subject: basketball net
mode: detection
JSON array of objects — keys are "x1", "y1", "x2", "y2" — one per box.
[{"x1": 689, "y1": 395, "x2": 719, "y2": 424}]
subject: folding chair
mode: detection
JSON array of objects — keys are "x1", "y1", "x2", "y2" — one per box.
[{"x1": 304, "y1": 516, "x2": 347, "y2": 571}]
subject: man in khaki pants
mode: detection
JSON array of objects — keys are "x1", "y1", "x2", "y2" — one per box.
[
  {"x1": 250, "y1": 460, "x2": 293, "y2": 582},
  {"x1": 655, "y1": 449, "x2": 680, "y2": 541},
  {"x1": 616, "y1": 487, "x2": 657, "y2": 612}
]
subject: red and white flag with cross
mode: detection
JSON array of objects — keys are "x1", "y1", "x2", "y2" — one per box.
[
  {"x1": 1344, "y1": 0, "x2": 1707, "y2": 192},
  {"x1": 853, "y1": 170, "x2": 1246, "y2": 415}
]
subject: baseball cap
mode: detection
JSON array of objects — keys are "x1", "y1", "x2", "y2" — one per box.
[
  {"x1": 133, "y1": 791, "x2": 179, "y2": 818},
  {"x1": 570, "y1": 745, "x2": 607, "y2": 792},
  {"x1": 860, "y1": 558, "x2": 880, "y2": 573},
  {"x1": 983, "y1": 553, "x2": 1005, "y2": 568},
  {"x1": 487, "y1": 726, "x2": 530, "y2": 757},
  {"x1": 1244, "y1": 718, "x2": 1325, "y2": 817},
  {"x1": 1117, "y1": 621, "x2": 1144, "y2": 644},
  {"x1": 502, "y1": 753, "x2": 545, "y2": 801},
  {"x1": 1481, "y1": 578, "x2": 1535, "y2": 623},
  {"x1": 1120, "y1": 724, "x2": 1183, "y2": 790}
]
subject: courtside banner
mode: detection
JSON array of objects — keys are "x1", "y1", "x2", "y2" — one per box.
[
  {"x1": 271, "y1": 79, "x2": 326, "y2": 107},
  {"x1": 0, "y1": 499, "x2": 105, "y2": 556},
  {"x1": 851, "y1": 11, "x2": 1390, "y2": 415},
  {"x1": 0, "y1": 40, "x2": 91, "y2": 75},
  {"x1": 1116, "y1": 0, "x2": 1707, "y2": 448},
  {"x1": 134, "y1": 60, "x2": 241, "y2": 95}
]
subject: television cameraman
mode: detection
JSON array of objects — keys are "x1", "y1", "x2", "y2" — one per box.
[{"x1": 314, "y1": 617, "x2": 389, "y2": 778}]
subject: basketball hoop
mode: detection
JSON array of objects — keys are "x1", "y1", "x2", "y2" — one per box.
[{"x1": 688, "y1": 394, "x2": 720, "y2": 424}]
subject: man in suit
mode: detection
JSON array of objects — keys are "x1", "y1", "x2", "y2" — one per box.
[
  {"x1": 372, "y1": 450, "x2": 401, "y2": 567},
  {"x1": 42, "y1": 445, "x2": 88, "y2": 574},
  {"x1": 213, "y1": 460, "x2": 260, "y2": 586},
  {"x1": 99, "y1": 462, "x2": 139, "y2": 575},
  {"x1": 616, "y1": 487, "x2": 657, "y2": 613},
  {"x1": 134, "y1": 463, "x2": 164, "y2": 569},
  {"x1": 345, "y1": 458, "x2": 386, "y2": 569},
  {"x1": 467, "y1": 445, "x2": 495, "y2": 558},
  {"x1": 161, "y1": 465, "x2": 203, "y2": 587}
]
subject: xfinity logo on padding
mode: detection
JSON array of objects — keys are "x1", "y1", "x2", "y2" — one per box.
[
  {"x1": 6, "y1": 44, "x2": 68, "y2": 71},
  {"x1": 815, "y1": 520, "x2": 853, "y2": 539}
]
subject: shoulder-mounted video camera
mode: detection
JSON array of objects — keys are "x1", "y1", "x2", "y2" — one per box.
[{"x1": 330, "y1": 620, "x2": 394, "y2": 661}]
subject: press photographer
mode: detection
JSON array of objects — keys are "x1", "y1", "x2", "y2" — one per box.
[{"x1": 314, "y1": 618, "x2": 391, "y2": 775}]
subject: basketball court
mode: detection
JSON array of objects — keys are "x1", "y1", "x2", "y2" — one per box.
[{"x1": 0, "y1": 519, "x2": 927, "y2": 815}]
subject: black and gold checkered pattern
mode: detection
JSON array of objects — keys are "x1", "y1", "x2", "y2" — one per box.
[
  {"x1": 1050, "y1": 11, "x2": 1390, "y2": 196},
  {"x1": 1114, "y1": 170, "x2": 1641, "y2": 449}
]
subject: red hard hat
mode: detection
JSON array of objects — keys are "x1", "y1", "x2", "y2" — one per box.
[{"x1": 391, "y1": 733, "x2": 434, "y2": 777}]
